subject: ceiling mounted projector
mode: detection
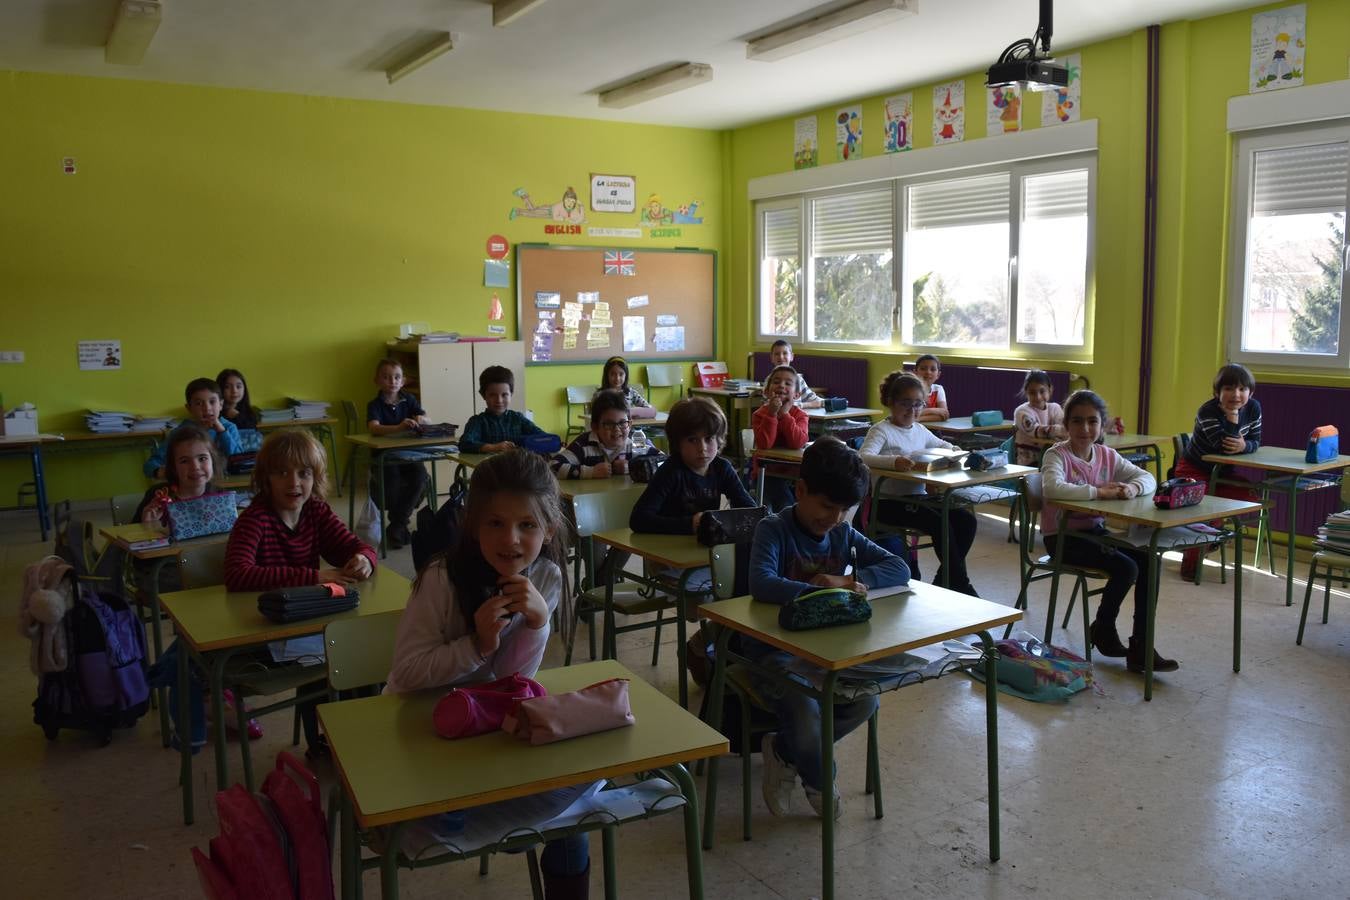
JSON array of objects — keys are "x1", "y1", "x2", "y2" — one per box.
[{"x1": 985, "y1": 0, "x2": 1068, "y2": 91}]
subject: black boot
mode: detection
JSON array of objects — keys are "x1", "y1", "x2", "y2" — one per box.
[
  {"x1": 543, "y1": 862, "x2": 590, "y2": 900},
  {"x1": 1126, "y1": 636, "x2": 1179, "y2": 673},
  {"x1": 1089, "y1": 619, "x2": 1128, "y2": 657}
]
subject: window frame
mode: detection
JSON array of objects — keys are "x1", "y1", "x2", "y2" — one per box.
[
  {"x1": 752, "y1": 151, "x2": 1097, "y2": 359},
  {"x1": 1225, "y1": 120, "x2": 1350, "y2": 371},
  {"x1": 754, "y1": 196, "x2": 805, "y2": 344}
]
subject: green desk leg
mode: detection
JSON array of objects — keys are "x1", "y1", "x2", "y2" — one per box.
[
  {"x1": 340, "y1": 788, "x2": 357, "y2": 900},
  {"x1": 380, "y1": 822, "x2": 406, "y2": 899},
  {"x1": 603, "y1": 571, "x2": 618, "y2": 661},
  {"x1": 377, "y1": 453, "x2": 389, "y2": 558},
  {"x1": 976, "y1": 630, "x2": 1001, "y2": 862},
  {"x1": 1142, "y1": 530, "x2": 1163, "y2": 701},
  {"x1": 818, "y1": 670, "x2": 839, "y2": 900},
  {"x1": 674, "y1": 569, "x2": 694, "y2": 709},
  {"x1": 702, "y1": 625, "x2": 730, "y2": 851},
  {"x1": 142, "y1": 557, "x2": 172, "y2": 747},
  {"x1": 178, "y1": 630, "x2": 194, "y2": 826},
  {"x1": 319, "y1": 424, "x2": 342, "y2": 497},
  {"x1": 1045, "y1": 512, "x2": 1069, "y2": 644},
  {"x1": 602, "y1": 825, "x2": 618, "y2": 900},
  {"x1": 665, "y1": 762, "x2": 706, "y2": 900},
  {"x1": 1232, "y1": 517, "x2": 1243, "y2": 673},
  {"x1": 210, "y1": 650, "x2": 237, "y2": 789},
  {"x1": 1283, "y1": 479, "x2": 1297, "y2": 607},
  {"x1": 939, "y1": 490, "x2": 954, "y2": 589}
]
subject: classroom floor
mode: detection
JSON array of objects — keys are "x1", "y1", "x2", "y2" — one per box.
[{"x1": 1, "y1": 502, "x2": 1346, "y2": 899}]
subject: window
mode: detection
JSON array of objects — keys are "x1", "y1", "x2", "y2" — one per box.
[
  {"x1": 1228, "y1": 123, "x2": 1349, "y2": 369},
  {"x1": 754, "y1": 154, "x2": 1094, "y2": 354}
]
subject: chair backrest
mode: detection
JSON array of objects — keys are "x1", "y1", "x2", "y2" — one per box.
[
  {"x1": 341, "y1": 399, "x2": 361, "y2": 437},
  {"x1": 1169, "y1": 433, "x2": 1189, "y2": 479},
  {"x1": 110, "y1": 492, "x2": 145, "y2": 525},
  {"x1": 1013, "y1": 472, "x2": 1045, "y2": 565},
  {"x1": 565, "y1": 385, "x2": 594, "y2": 406},
  {"x1": 325, "y1": 609, "x2": 403, "y2": 693},
  {"x1": 644, "y1": 364, "x2": 686, "y2": 403},
  {"x1": 709, "y1": 543, "x2": 737, "y2": 600},
  {"x1": 177, "y1": 541, "x2": 228, "y2": 590},
  {"x1": 570, "y1": 489, "x2": 641, "y2": 539}
]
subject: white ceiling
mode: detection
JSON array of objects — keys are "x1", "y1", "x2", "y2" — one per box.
[{"x1": 2, "y1": 0, "x2": 1262, "y2": 130}]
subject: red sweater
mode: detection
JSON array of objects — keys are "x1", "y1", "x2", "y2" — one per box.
[
  {"x1": 752, "y1": 404, "x2": 809, "y2": 477},
  {"x1": 224, "y1": 499, "x2": 376, "y2": 592}
]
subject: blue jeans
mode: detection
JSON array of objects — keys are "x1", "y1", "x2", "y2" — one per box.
[
  {"x1": 540, "y1": 833, "x2": 589, "y2": 876},
  {"x1": 747, "y1": 646, "x2": 878, "y2": 792}
]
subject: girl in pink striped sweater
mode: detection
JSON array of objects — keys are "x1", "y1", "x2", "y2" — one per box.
[{"x1": 1041, "y1": 391, "x2": 1176, "y2": 674}]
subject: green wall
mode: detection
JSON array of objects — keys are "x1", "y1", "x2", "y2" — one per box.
[{"x1": 0, "y1": 71, "x2": 723, "y2": 500}]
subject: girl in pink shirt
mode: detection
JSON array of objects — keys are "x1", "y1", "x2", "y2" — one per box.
[{"x1": 1041, "y1": 391, "x2": 1176, "y2": 674}]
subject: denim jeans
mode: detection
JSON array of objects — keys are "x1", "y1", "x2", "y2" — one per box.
[{"x1": 747, "y1": 646, "x2": 877, "y2": 792}]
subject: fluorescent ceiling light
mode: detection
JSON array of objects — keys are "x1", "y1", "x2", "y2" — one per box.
[
  {"x1": 385, "y1": 32, "x2": 454, "y2": 84},
  {"x1": 105, "y1": 0, "x2": 162, "y2": 66},
  {"x1": 747, "y1": 0, "x2": 917, "y2": 62},
  {"x1": 598, "y1": 63, "x2": 713, "y2": 109},
  {"x1": 493, "y1": 0, "x2": 551, "y2": 28}
]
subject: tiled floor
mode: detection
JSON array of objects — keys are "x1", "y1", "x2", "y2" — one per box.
[{"x1": 1, "y1": 503, "x2": 1346, "y2": 898}]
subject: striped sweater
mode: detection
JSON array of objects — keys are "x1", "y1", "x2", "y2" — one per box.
[
  {"x1": 1183, "y1": 397, "x2": 1262, "y2": 474},
  {"x1": 224, "y1": 498, "x2": 376, "y2": 591}
]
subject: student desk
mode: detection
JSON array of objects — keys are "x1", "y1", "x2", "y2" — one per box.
[
  {"x1": 688, "y1": 386, "x2": 759, "y2": 456},
  {"x1": 160, "y1": 568, "x2": 411, "y2": 825},
  {"x1": 345, "y1": 433, "x2": 460, "y2": 556},
  {"x1": 593, "y1": 528, "x2": 710, "y2": 708},
  {"x1": 804, "y1": 406, "x2": 884, "y2": 422},
  {"x1": 99, "y1": 523, "x2": 232, "y2": 746},
  {"x1": 216, "y1": 473, "x2": 253, "y2": 491},
  {"x1": 869, "y1": 464, "x2": 1037, "y2": 588},
  {"x1": 1030, "y1": 433, "x2": 1170, "y2": 481},
  {"x1": 0, "y1": 433, "x2": 61, "y2": 539},
  {"x1": 573, "y1": 411, "x2": 670, "y2": 429},
  {"x1": 258, "y1": 416, "x2": 340, "y2": 490},
  {"x1": 700, "y1": 583, "x2": 1020, "y2": 900},
  {"x1": 1202, "y1": 447, "x2": 1350, "y2": 607},
  {"x1": 321, "y1": 659, "x2": 726, "y2": 900},
  {"x1": 750, "y1": 446, "x2": 806, "y2": 500},
  {"x1": 927, "y1": 417, "x2": 1016, "y2": 450},
  {"x1": 1047, "y1": 495, "x2": 1262, "y2": 700}
]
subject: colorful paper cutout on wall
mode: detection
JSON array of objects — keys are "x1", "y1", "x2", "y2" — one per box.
[
  {"x1": 603, "y1": 250, "x2": 635, "y2": 276},
  {"x1": 622, "y1": 316, "x2": 646, "y2": 352},
  {"x1": 1041, "y1": 54, "x2": 1081, "y2": 126},
  {"x1": 883, "y1": 94, "x2": 912, "y2": 153},
  {"x1": 933, "y1": 82, "x2": 964, "y2": 145},
  {"x1": 836, "y1": 105, "x2": 862, "y2": 161},
  {"x1": 653, "y1": 326, "x2": 685, "y2": 353},
  {"x1": 488, "y1": 293, "x2": 503, "y2": 320},
  {"x1": 531, "y1": 333, "x2": 553, "y2": 362},
  {"x1": 794, "y1": 116, "x2": 818, "y2": 170},
  {"x1": 1250, "y1": 5, "x2": 1305, "y2": 92},
  {"x1": 987, "y1": 84, "x2": 1021, "y2": 136},
  {"x1": 484, "y1": 258, "x2": 510, "y2": 287},
  {"x1": 535, "y1": 291, "x2": 561, "y2": 309},
  {"x1": 510, "y1": 185, "x2": 585, "y2": 223}
]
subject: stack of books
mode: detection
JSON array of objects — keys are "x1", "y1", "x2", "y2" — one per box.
[
  {"x1": 258, "y1": 408, "x2": 295, "y2": 424},
  {"x1": 131, "y1": 415, "x2": 175, "y2": 433},
  {"x1": 723, "y1": 379, "x2": 761, "y2": 394},
  {"x1": 286, "y1": 398, "x2": 331, "y2": 420},
  {"x1": 1315, "y1": 510, "x2": 1350, "y2": 557},
  {"x1": 413, "y1": 331, "x2": 459, "y2": 343},
  {"x1": 85, "y1": 411, "x2": 136, "y2": 433}
]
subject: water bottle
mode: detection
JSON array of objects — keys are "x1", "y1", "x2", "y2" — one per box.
[{"x1": 630, "y1": 429, "x2": 650, "y2": 455}]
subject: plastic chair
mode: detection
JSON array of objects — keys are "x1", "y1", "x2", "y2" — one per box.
[
  {"x1": 563, "y1": 386, "x2": 593, "y2": 443},
  {"x1": 565, "y1": 490, "x2": 673, "y2": 667},
  {"x1": 1297, "y1": 551, "x2": 1350, "y2": 644},
  {"x1": 701, "y1": 542, "x2": 881, "y2": 848},
  {"x1": 644, "y1": 364, "x2": 686, "y2": 407},
  {"x1": 176, "y1": 542, "x2": 229, "y2": 590},
  {"x1": 1005, "y1": 474, "x2": 1105, "y2": 659},
  {"x1": 110, "y1": 492, "x2": 145, "y2": 525}
]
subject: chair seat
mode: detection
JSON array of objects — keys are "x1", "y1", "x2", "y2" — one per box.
[
  {"x1": 1313, "y1": 550, "x2": 1350, "y2": 570},
  {"x1": 1035, "y1": 555, "x2": 1109, "y2": 578},
  {"x1": 228, "y1": 661, "x2": 328, "y2": 697},
  {"x1": 579, "y1": 587, "x2": 673, "y2": 616},
  {"x1": 726, "y1": 664, "x2": 770, "y2": 709}
]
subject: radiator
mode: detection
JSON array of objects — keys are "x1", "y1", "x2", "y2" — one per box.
[{"x1": 751, "y1": 353, "x2": 871, "y2": 406}]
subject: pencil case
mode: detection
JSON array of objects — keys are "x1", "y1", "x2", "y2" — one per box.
[
  {"x1": 970, "y1": 410, "x2": 1003, "y2": 426},
  {"x1": 776, "y1": 588, "x2": 871, "y2": 631},
  {"x1": 167, "y1": 491, "x2": 239, "y2": 541},
  {"x1": 521, "y1": 433, "x2": 562, "y2": 455},
  {"x1": 1306, "y1": 426, "x2": 1339, "y2": 463},
  {"x1": 433, "y1": 673, "x2": 546, "y2": 740},
  {"x1": 502, "y1": 678, "x2": 635, "y2": 745},
  {"x1": 257, "y1": 583, "x2": 359, "y2": 623},
  {"x1": 966, "y1": 448, "x2": 1008, "y2": 471},
  {"x1": 822, "y1": 397, "x2": 848, "y2": 412},
  {"x1": 1153, "y1": 478, "x2": 1206, "y2": 510}
]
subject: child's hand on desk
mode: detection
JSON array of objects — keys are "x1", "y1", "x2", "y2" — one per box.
[
  {"x1": 316, "y1": 567, "x2": 357, "y2": 585},
  {"x1": 613, "y1": 456, "x2": 629, "y2": 475},
  {"x1": 809, "y1": 573, "x2": 866, "y2": 592},
  {"x1": 484, "y1": 441, "x2": 517, "y2": 453},
  {"x1": 590, "y1": 461, "x2": 612, "y2": 478},
  {"x1": 893, "y1": 456, "x2": 914, "y2": 472},
  {"x1": 401, "y1": 418, "x2": 421, "y2": 431},
  {"x1": 1097, "y1": 484, "x2": 1135, "y2": 500},
  {"x1": 691, "y1": 512, "x2": 704, "y2": 534},
  {"x1": 473, "y1": 593, "x2": 513, "y2": 655},
  {"x1": 342, "y1": 554, "x2": 373, "y2": 581},
  {"x1": 1221, "y1": 435, "x2": 1245, "y2": 453},
  {"x1": 496, "y1": 573, "x2": 549, "y2": 629}
]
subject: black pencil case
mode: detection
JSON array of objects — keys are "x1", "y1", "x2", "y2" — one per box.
[{"x1": 257, "y1": 584, "x2": 360, "y2": 623}]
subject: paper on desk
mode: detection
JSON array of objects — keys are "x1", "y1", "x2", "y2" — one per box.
[{"x1": 267, "y1": 634, "x2": 326, "y2": 665}]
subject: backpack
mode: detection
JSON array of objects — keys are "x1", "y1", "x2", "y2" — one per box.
[
  {"x1": 192, "y1": 752, "x2": 333, "y2": 900},
  {"x1": 411, "y1": 480, "x2": 467, "y2": 572},
  {"x1": 33, "y1": 577, "x2": 150, "y2": 744}
]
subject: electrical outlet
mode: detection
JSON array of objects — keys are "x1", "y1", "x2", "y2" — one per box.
[{"x1": 0, "y1": 351, "x2": 25, "y2": 363}]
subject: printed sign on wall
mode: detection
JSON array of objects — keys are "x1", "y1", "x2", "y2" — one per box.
[{"x1": 590, "y1": 174, "x2": 637, "y2": 213}]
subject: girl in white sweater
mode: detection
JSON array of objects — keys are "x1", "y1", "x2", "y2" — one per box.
[{"x1": 860, "y1": 371, "x2": 980, "y2": 596}]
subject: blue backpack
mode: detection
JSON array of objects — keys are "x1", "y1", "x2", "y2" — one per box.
[{"x1": 34, "y1": 576, "x2": 150, "y2": 745}]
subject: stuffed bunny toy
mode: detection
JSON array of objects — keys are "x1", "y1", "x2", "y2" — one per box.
[{"x1": 18, "y1": 556, "x2": 76, "y2": 675}]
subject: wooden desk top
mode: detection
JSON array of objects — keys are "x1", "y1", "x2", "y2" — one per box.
[
  {"x1": 1051, "y1": 495, "x2": 1264, "y2": 529},
  {"x1": 701, "y1": 581, "x2": 1020, "y2": 671},
  {"x1": 558, "y1": 477, "x2": 644, "y2": 501},
  {"x1": 50, "y1": 430, "x2": 162, "y2": 443},
  {"x1": 1201, "y1": 446, "x2": 1350, "y2": 475},
  {"x1": 689, "y1": 385, "x2": 761, "y2": 398},
  {"x1": 876, "y1": 463, "x2": 1036, "y2": 489},
  {"x1": 161, "y1": 568, "x2": 411, "y2": 652},
  {"x1": 346, "y1": 433, "x2": 460, "y2": 452},
  {"x1": 804, "y1": 406, "x2": 883, "y2": 421},
  {"x1": 929, "y1": 417, "x2": 1016, "y2": 433},
  {"x1": 319, "y1": 659, "x2": 727, "y2": 829},
  {"x1": 573, "y1": 412, "x2": 670, "y2": 427},
  {"x1": 594, "y1": 528, "x2": 708, "y2": 569},
  {"x1": 257, "y1": 417, "x2": 338, "y2": 430},
  {"x1": 1031, "y1": 433, "x2": 1170, "y2": 449},
  {"x1": 99, "y1": 523, "x2": 229, "y2": 560},
  {"x1": 0, "y1": 433, "x2": 63, "y2": 446},
  {"x1": 752, "y1": 447, "x2": 806, "y2": 465}
]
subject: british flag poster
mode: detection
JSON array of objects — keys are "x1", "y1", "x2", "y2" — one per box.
[{"x1": 603, "y1": 250, "x2": 635, "y2": 276}]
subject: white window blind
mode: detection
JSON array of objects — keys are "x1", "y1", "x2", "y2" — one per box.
[
  {"x1": 1252, "y1": 141, "x2": 1349, "y2": 216},
  {"x1": 812, "y1": 188, "x2": 892, "y2": 255},
  {"x1": 1024, "y1": 169, "x2": 1089, "y2": 219},
  {"x1": 763, "y1": 206, "x2": 800, "y2": 257},
  {"x1": 908, "y1": 173, "x2": 1010, "y2": 230}
]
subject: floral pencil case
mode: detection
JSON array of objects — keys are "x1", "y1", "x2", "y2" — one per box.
[{"x1": 167, "y1": 491, "x2": 238, "y2": 541}]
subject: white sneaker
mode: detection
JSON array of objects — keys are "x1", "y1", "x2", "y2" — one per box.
[
  {"x1": 760, "y1": 733, "x2": 797, "y2": 816},
  {"x1": 804, "y1": 784, "x2": 843, "y2": 820}
]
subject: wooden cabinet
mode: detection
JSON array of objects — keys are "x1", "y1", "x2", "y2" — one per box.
[{"x1": 384, "y1": 340, "x2": 526, "y2": 427}]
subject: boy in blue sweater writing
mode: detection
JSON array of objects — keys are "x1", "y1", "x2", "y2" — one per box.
[
  {"x1": 459, "y1": 365, "x2": 544, "y2": 453},
  {"x1": 144, "y1": 377, "x2": 244, "y2": 478},
  {"x1": 748, "y1": 435, "x2": 910, "y2": 819}
]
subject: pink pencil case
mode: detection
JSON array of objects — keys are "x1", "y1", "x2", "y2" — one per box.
[{"x1": 502, "y1": 678, "x2": 635, "y2": 745}]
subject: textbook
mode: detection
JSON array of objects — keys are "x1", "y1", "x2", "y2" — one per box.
[{"x1": 909, "y1": 448, "x2": 969, "y2": 472}]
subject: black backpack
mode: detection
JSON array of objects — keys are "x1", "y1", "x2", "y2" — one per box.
[{"x1": 411, "y1": 481, "x2": 467, "y2": 572}]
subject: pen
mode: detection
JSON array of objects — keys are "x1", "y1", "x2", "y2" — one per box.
[{"x1": 850, "y1": 545, "x2": 857, "y2": 578}]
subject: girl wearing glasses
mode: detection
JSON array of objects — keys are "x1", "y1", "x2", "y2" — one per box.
[
  {"x1": 858, "y1": 371, "x2": 981, "y2": 596},
  {"x1": 551, "y1": 389, "x2": 633, "y2": 480}
]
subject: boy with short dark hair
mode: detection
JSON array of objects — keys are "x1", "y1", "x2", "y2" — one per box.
[
  {"x1": 748, "y1": 436, "x2": 910, "y2": 819},
  {"x1": 143, "y1": 377, "x2": 244, "y2": 478},
  {"x1": 765, "y1": 340, "x2": 822, "y2": 408},
  {"x1": 459, "y1": 365, "x2": 544, "y2": 453},
  {"x1": 914, "y1": 353, "x2": 949, "y2": 422},
  {"x1": 366, "y1": 358, "x2": 432, "y2": 549},
  {"x1": 551, "y1": 389, "x2": 632, "y2": 480}
]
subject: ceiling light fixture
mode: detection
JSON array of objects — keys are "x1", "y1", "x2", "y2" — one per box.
[
  {"x1": 493, "y1": 0, "x2": 551, "y2": 28},
  {"x1": 598, "y1": 63, "x2": 713, "y2": 109},
  {"x1": 105, "y1": 0, "x2": 162, "y2": 66},
  {"x1": 385, "y1": 32, "x2": 454, "y2": 84},
  {"x1": 747, "y1": 0, "x2": 917, "y2": 62}
]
